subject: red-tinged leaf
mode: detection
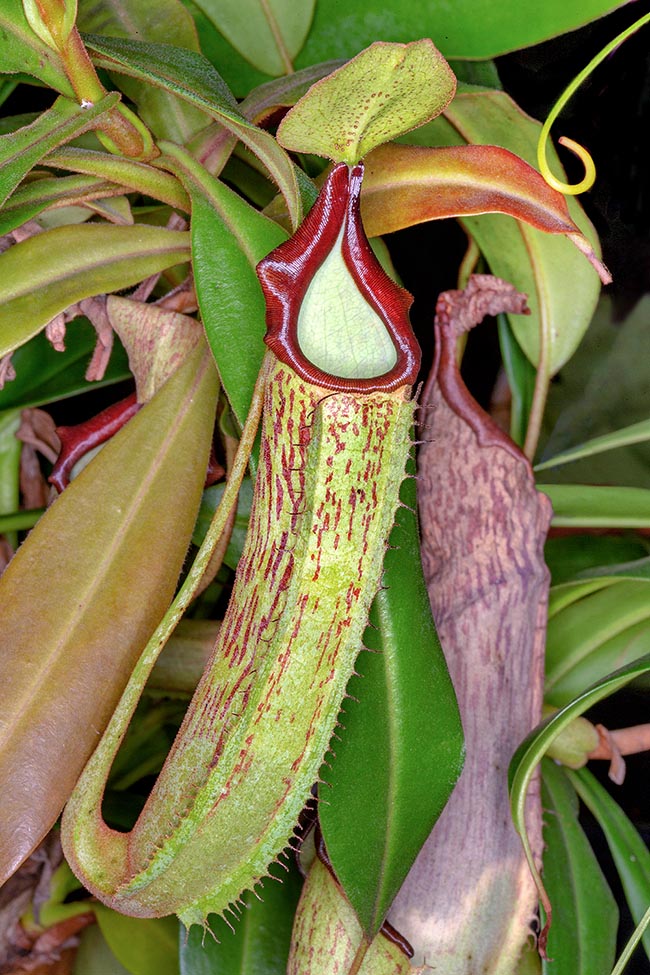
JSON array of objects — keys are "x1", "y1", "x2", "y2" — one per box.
[
  {"x1": 390, "y1": 277, "x2": 552, "y2": 973},
  {"x1": 0, "y1": 93, "x2": 120, "y2": 209},
  {"x1": 82, "y1": 34, "x2": 305, "y2": 228},
  {"x1": 0, "y1": 174, "x2": 127, "y2": 238},
  {"x1": 0, "y1": 224, "x2": 190, "y2": 359},
  {"x1": 361, "y1": 141, "x2": 605, "y2": 278},
  {"x1": 0, "y1": 3, "x2": 72, "y2": 94},
  {"x1": 0, "y1": 342, "x2": 218, "y2": 883}
]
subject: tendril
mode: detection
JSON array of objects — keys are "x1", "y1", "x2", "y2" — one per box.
[{"x1": 538, "y1": 10, "x2": 650, "y2": 196}]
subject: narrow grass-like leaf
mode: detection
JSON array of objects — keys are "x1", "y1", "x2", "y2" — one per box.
[
  {"x1": 0, "y1": 344, "x2": 218, "y2": 882},
  {"x1": 541, "y1": 760, "x2": 618, "y2": 975},
  {"x1": 0, "y1": 93, "x2": 119, "y2": 208},
  {"x1": 569, "y1": 766, "x2": 650, "y2": 960},
  {"x1": 546, "y1": 581, "x2": 650, "y2": 704},
  {"x1": 0, "y1": 4, "x2": 72, "y2": 93},
  {"x1": 319, "y1": 460, "x2": 463, "y2": 937},
  {"x1": 0, "y1": 224, "x2": 190, "y2": 359},
  {"x1": 0, "y1": 319, "x2": 130, "y2": 411},
  {"x1": 0, "y1": 174, "x2": 125, "y2": 237},
  {"x1": 509, "y1": 653, "x2": 650, "y2": 954},
  {"x1": 193, "y1": 0, "x2": 315, "y2": 76},
  {"x1": 277, "y1": 40, "x2": 456, "y2": 164},
  {"x1": 179, "y1": 870, "x2": 302, "y2": 975},
  {"x1": 94, "y1": 907, "x2": 180, "y2": 975},
  {"x1": 159, "y1": 142, "x2": 286, "y2": 428},
  {"x1": 540, "y1": 484, "x2": 650, "y2": 528},
  {"x1": 45, "y1": 146, "x2": 189, "y2": 210},
  {"x1": 83, "y1": 34, "x2": 302, "y2": 227},
  {"x1": 497, "y1": 313, "x2": 536, "y2": 448},
  {"x1": 536, "y1": 417, "x2": 650, "y2": 472}
]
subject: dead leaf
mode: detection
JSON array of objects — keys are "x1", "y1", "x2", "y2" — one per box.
[{"x1": 389, "y1": 275, "x2": 551, "y2": 974}]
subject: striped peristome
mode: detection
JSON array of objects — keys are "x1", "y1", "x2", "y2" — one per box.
[{"x1": 62, "y1": 162, "x2": 420, "y2": 926}]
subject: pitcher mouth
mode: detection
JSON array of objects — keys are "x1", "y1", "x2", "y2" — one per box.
[{"x1": 257, "y1": 162, "x2": 420, "y2": 393}]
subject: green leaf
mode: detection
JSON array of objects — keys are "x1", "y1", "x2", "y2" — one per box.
[
  {"x1": 179, "y1": 870, "x2": 302, "y2": 975},
  {"x1": 0, "y1": 2, "x2": 72, "y2": 92},
  {"x1": 569, "y1": 766, "x2": 650, "y2": 961},
  {"x1": 540, "y1": 760, "x2": 618, "y2": 975},
  {"x1": 0, "y1": 344, "x2": 218, "y2": 882},
  {"x1": 295, "y1": 0, "x2": 627, "y2": 65},
  {"x1": 83, "y1": 33, "x2": 303, "y2": 228},
  {"x1": 540, "y1": 484, "x2": 650, "y2": 528},
  {"x1": 497, "y1": 313, "x2": 536, "y2": 448},
  {"x1": 277, "y1": 40, "x2": 456, "y2": 164},
  {"x1": 0, "y1": 173, "x2": 124, "y2": 237},
  {"x1": 400, "y1": 89, "x2": 604, "y2": 374},
  {"x1": 0, "y1": 318, "x2": 130, "y2": 411},
  {"x1": 536, "y1": 416, "x2": 650, "y2": 472},
  {"x1": 45, "y1": 146, "x2": 190, "y2": 210},
  {"x1": 77, "y1": 0, "x2": 209, "y2": 143},
  {"x1": 0, "y1": 93, "x2": 119, "y2": 208},
  {"x1": 159, "y1": 141, "x2": 286, "y2": 428},
  {"x1": 546, "y1": 583, "x2": 650, "y2": 707},
  {"x1": 0, "y1": 223, "x2": 190, "y2": 359},
  {"x1": 508, "y1": 652, "x2": 650, "y2": 948},
  {"x1": 319, "y1": 461, "x2": 464, "y2": 936},
  {"x1": 74, "y1": 924, "x2": 132, "y2": 975},
  {"x1": 192, "y1": 0, "x2": 315, "y2": 76},
  {"x1": 544, "y1": 535, "x2": 650, "y2": 588},
  {"x1": 95, "y1": 907, "x2": 180, "y2": 975}
]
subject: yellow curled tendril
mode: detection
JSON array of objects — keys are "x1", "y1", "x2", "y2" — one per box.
[{"x1": 538, "y1": 10, "x2": 650, "y2": 196}]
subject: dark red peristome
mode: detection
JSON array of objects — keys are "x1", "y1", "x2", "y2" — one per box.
[
  {"x1": 49, "y1": 393, "x2": 141, "y2": 493},
  {"x1": 257, "y1": 163, "x2": 420, "y2": 392},
  {"x1": 49, "y1": 393, "x2": 223, "y2": 493}
]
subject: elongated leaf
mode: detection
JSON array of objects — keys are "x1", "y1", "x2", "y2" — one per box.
[
  {"x1": 295, "y1": 0, "x2": 626, "y2": 65},
  {"x1": 395, "y1": 87, "x2": 607, "y2": 373},
  {"x1": 0, "y1": 93, "x2": 119, "y2": 208},
  {"x1": 180, "y1": 870, "x2": 302, "y2": 975},
  {"x1": 0, "y1": 2, "x2": 72, "y2": 92},
  {"x1": 193, "y1": 0, "x2": 315, "y2": 76},
  {"x1": 83, "y1": 34, "x2": 303, "y2": 228},
  {"x1": 541, "y1": 760, "x2": 618, "y2": 975},
  {"x1": 544, "y1": 535, "x2": 650, "y2": 589},
  {"x1": 319, "y1": 460, "x2": 463, "y2": 937},
  {"x1": 0, "y1": 343, "x2": 218, "y2": 882},
  {"x1": 540, "y1": 484, "x2": 650, "y2": 528},
  {"x1": 0, "y1": 224, "x2": 190, "y2": 359},
  {"x1": 277, "y1": 40, "x2": 456, "y2": 164},
  {"x1": 509, "y1": 653, "x2": 650, "y2": 954},
  {"x1": 0, "y1": 319, "x2": 130, "y2": 411},
  {"x1": 95, "y1": 907, "x2": 179, "y2": 975},
  {"x1": 498, "y1": 313, "x2": 536, "y2": 448},
  {"x1": 569, "y1": 767, "x2": 650, "y2": 960},
  {"x1": 77, "y1": 0, "x2": 209, "y2": 143},
  {"x1": 536, "y1": 417, "x2": 650, "y2": 472},
  {"x1": 159, "y1": 142, "x2": 286, "y2": 428},
  {"x1": 0, "y1": 174, "x2": 126, "y2": 237}
]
